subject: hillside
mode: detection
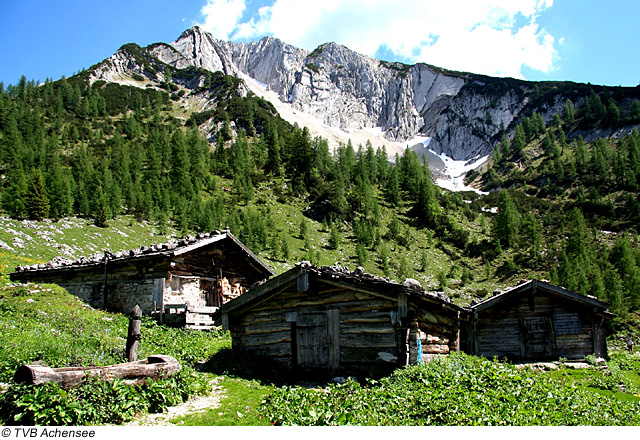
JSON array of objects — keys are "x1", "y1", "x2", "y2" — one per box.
[
  {"x1": 2, "y1": 280, "x2": 639, "y2": 426},
  {"x1": 2, "y1": 28, "x2": 640, "y2": 326}
]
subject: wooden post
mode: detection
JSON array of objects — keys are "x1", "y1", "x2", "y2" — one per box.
[
  {"x1": 102, "y1": 250, "x2": 109, "y2": 310},
  {"x1": 126, "y1": 305, "x2": 142, "y2": 362}
]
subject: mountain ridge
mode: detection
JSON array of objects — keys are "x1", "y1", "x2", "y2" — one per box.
[{"x1": 88, "y1": 26, "x2": 640, "y2": 163}]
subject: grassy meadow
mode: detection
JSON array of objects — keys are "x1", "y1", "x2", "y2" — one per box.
[{"x1": 1, "y1": 214, "x2": 640, "y2": 426}]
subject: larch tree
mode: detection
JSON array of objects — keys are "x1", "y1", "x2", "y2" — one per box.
[
  {"x1": 493, "y1": 190, "x2": 520, "y2": 248},
  {"x1": 25, "y1": 168, "x2": 49, "y2": 221}
]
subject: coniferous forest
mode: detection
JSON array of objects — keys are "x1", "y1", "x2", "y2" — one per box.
[{"x1": 2, "y1": 69, "x2": 640, "y2": 330}]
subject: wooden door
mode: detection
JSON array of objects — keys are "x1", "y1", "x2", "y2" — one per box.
[
  {"x1": 152, "y1": 278, "x2": 164, "y2": 313},
  {"x1": 200, "y1": 279, "x2": 215, "y2": 307},
  {"x1": 296, "y1": 310, "x2": 340, "y2": 372},
  {"x1": 520, "y1": 317, "x2": 554, "y2": 360},
  {"x1": 296, "y1": 313, "x2": 329, "y2": 368}
]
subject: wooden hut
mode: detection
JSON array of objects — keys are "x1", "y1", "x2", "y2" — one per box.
[
  {"x1": 10, "y1": 230, "x2": 274, "y2": 328},
  {"x1": 463, "y1": 280, "x2": 614, "y2": 361},
  {"x1": 221, "y1": 262, "x2": 467, "y2": 378}
]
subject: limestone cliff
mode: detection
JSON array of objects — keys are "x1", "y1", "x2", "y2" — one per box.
[{"x1": 88, "y1": 26, "x2": 633, "y2": 162}]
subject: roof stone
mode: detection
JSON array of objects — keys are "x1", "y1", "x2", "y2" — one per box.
[{"x1": 14, "y1": 230, "x2": 228, "y2": 273}]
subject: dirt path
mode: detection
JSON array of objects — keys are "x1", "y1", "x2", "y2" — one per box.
[{"x1": 126, "y1": 378, "x2": 225, "y2": 426}]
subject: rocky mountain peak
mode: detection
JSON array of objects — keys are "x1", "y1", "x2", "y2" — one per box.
[{"x1": 86, "y1": 27, "x2": 639, "y2": 163}]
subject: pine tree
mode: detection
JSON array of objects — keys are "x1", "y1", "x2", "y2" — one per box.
[
  {"x1": 610, "y1": 236, "x2": 640, "y2": 312},
  {"x1": 397, "y1": 255, "x2": 409, "y2": 281},
  {"x1": 94, "y1": 186, "x2": 108, "y2": 228},
  {"x1": 565, "y1": 208, "x2": 591, "y2": 259},
  {"x1": 265, "y1": 120, "x2": 282, "y2": 176},
  {"x1": 328, "y1": 223, "x2": 342, "y2": 250},
  {"x1": 385, "y1": 166, "x2": 401, "y2": 207},
  {"x1": 169, "y1": 130, "x2": 194, "y2": 200},
  {"x1": 46, "y1": 152, "x2": 73, "y2": 219},
  {"x1": 631, "y1": 100, "x2": 640, "y2": 120},
  {"x1": 413, "y1": 175, "x2": 439, "y2": 229},
  {"x1": 379, "y1": 244, "x2": 391, "y2": 277},
  {"x1": 388, "y1": 216, "x2": 401, "y2": 241},
  {"x1": 493, "y1": 190, "x2": 520, "y2": 248},
  {"x1": 438, "y1": 271, "x2": 449, "y2": 289},
  {"x1": 281, "y1": 238, "x2": 290, "y2": 260},
  {"x1": 461, "y1": 267, "x2": 471, "y2": 286},
  {"x1": 606, "y1": 99, "x2": 620, "y2": 128},
  {"x1": 563, "y1": 99, "x2": 575, "y2": 125},
  {"x1": 299, "y1": 217, "x2": 308, "y2": 240},
  {"x1": 25, "y1": 169, "x2": 49, "y2": 221},
  {"x1": 2, "y1": 162, "x2": 28, "y2": 218},
  {"x1": 520, "y1": 213, "x2": 542, "y2": 263},
  {"x1": 511, "y1": 124, "x2": 526, "y2": 157},
  {"x1": 356, "y1": 242, "x2": 368, "y2": 266},
  {"x1": 419, "y1": 250, "x2": 429, "y2": 272}
]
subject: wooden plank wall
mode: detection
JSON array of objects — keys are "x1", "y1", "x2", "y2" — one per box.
[
  {"x1": 228, "y1": 282, "x2": 461, "y2": 375},
  {"x1": 229, "y1": 284, "x2": 402, "y2": 372},
  {"x1": 475, "y1": 292, "x2": 598, "y2": 360}
]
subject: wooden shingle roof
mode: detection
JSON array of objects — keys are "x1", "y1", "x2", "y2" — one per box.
[
  {"x1": 469, "y1": 279, "x2": 614, "y2": 318},
  {"x1": 222, "y1": 261, "x2": 467, "y2": 316},
  {"x1": 10, "y1": 229, "x2": 274, "y2": 279}
]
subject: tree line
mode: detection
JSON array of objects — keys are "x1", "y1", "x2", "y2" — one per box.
[{"x1": 3, "y1": 72, "x2": 640, "y2": 318}]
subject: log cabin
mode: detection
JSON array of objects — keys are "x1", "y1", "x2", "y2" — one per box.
[
  {"x1": 463, "y1": 280, "x2": 614, "y2": 361},
  {"x1": 221, "y1": 262, "x2": 467, "y2": 378},
  {"x1": 10, "y1": 230, "x2": 274, "y2": 328}
]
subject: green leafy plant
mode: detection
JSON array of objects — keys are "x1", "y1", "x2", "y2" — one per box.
[{"x1": 260, "y1": 353, "x2": 640, "y2": 426}]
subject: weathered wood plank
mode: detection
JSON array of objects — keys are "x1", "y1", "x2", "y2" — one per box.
[
  {"x1": 340, "y1": 323, "x2": 396, "y2": 334},
  {"x1": 340, "y1": 312, "x2": 391, "y2": 324},
  {"x1": 422, "y1": 334, "x2": 450, "y2": 345},
  {"x1": 242, "y1": 331, "x2": 292, "y2": 347},
  {"x1": 249, "y1": 298, "x2": 394, "y2": 316},
  {"x1": 252, "y1": 294, "x2": 388, "y2": 312},
  {"x1": 340, "y1": 333, "x2": 397, "y2": 348},
  {"x1": 327, "y1": 309, "x2": 340, "y2": 372},
  {"x1": 316, "y1": 278, "x2": 404, "y2": 303},
  {"x1": 243, "y1": 321, "x2": 292, "y2": 335},
  {"x1": 398, "y1": 293, "x2": 407, "y2": 318}
]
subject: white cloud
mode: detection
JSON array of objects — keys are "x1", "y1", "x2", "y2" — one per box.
[
  {"x1": 198, "y1": 0, "x2": 247, "y2": 40},
  {"x1": 197, "y1": 0, "x2": 559, "y2": 79}
]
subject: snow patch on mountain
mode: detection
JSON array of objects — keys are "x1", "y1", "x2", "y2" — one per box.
[
  {"x1": 242, "y1": 73, "x2": 407, "y2": 156},
  {"x1": 434, "y1": 153, "x2": 489, "y2": 194}
]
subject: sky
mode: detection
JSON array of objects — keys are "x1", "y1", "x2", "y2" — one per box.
[{"x1": 0, "y1": 0, "x2": 638, "y2": 88}]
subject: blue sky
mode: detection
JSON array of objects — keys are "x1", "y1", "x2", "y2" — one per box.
[{"x1": 1, "y1": 0, "x2": 638, "y2": 87}]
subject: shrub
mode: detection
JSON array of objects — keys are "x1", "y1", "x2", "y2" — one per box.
[
  {"x1": 260, "y1": 353, "x2": 640, "y2": 426},
  {"x1": 0, "y1": 367, "x2": 211, "y2": 425}
]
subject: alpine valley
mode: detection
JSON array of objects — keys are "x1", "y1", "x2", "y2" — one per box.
[{"x1": 2, "y1": 25, "x2": 640, "y2": 323}]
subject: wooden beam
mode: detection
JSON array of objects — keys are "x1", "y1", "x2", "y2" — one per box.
[
  {"x1": 398, "y1": 293, "x2": 408, "y2": 318},
  {"x1": 317, "y1": 278, "x2": 401, "y2": 303},
  {"x1": 327, "y1": 309, "x2": 340, "y2": 373}
]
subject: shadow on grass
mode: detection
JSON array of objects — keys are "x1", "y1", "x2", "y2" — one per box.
[{"x1": 198, "y1": 348, "x2": 293, "y2": 386}]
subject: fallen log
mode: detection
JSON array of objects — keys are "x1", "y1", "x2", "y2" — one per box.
[{"x1": 14, "y1": 355, "x2": 181, "y2": 389}]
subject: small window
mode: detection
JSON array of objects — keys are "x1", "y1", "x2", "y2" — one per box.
[{"x1": 554, "y1": 313, "x2": 581, "y2": 335}]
